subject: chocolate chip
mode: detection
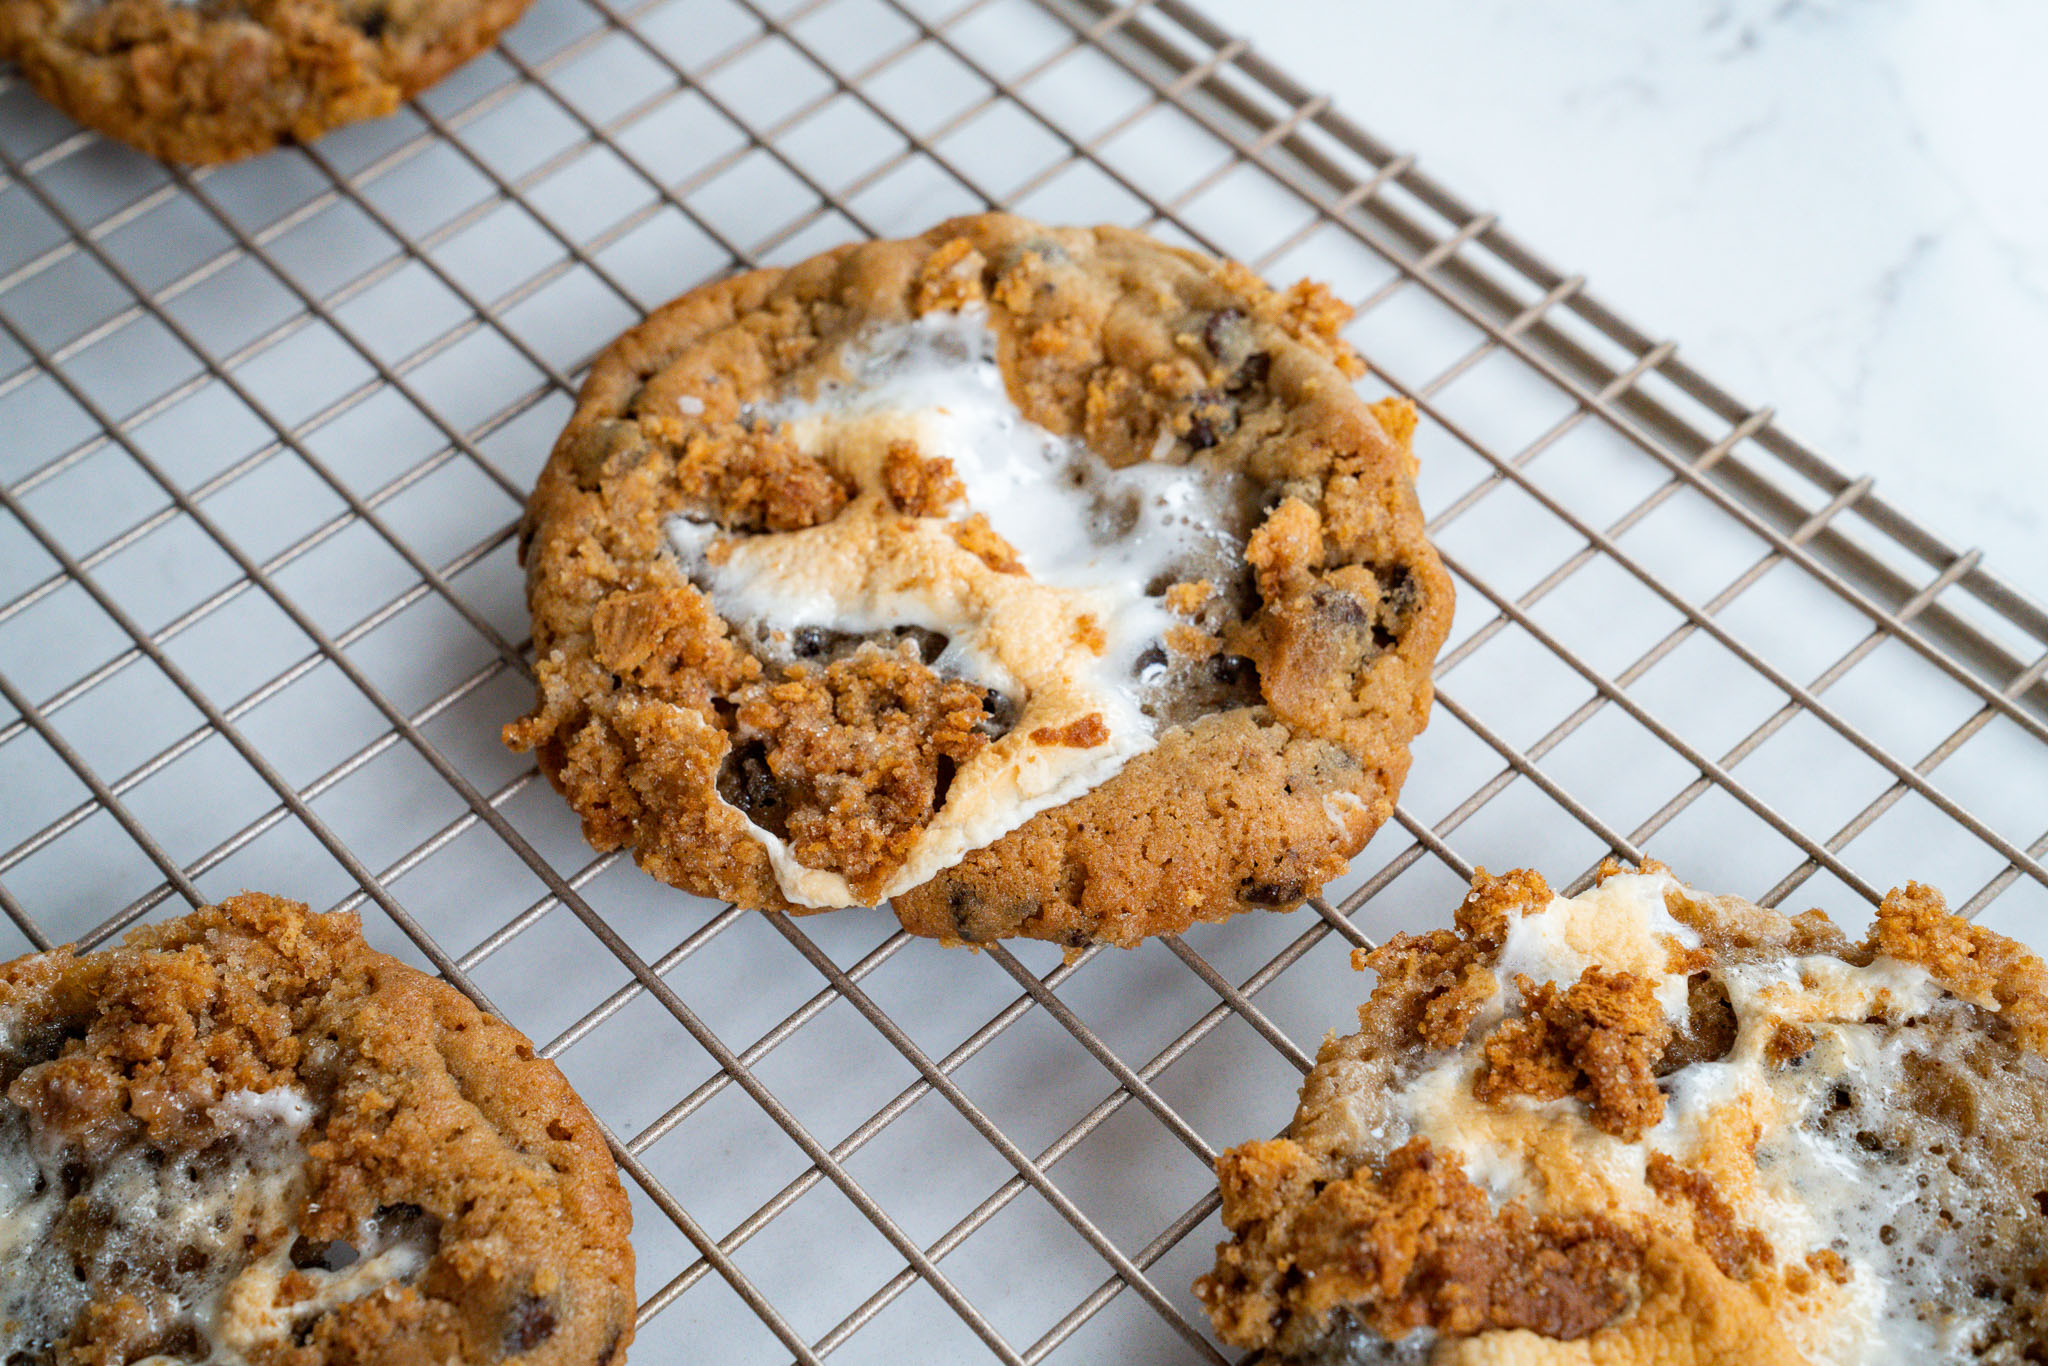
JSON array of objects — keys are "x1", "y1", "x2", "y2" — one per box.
[
  {"x1": 897, "y1": 627, "x2": 948, "y2": 665},
  {"x1": 59, "y1": 1161, "x2": 88, "y2": 1199},
  {"x1": 174, "y1": 1245, "x2": 209, "y2": 1275},
  {"x1": 13, "y1": 1017, "x2": 84, "y2": 1066},
  {"x1": 1228, "y1": 350, "x2": 1271, "y2": 393},
  {"x1": 976, "y1": 691, "x2": 1019, "y2": 741},
  {"x1": 947, "y1": 882, "x2": 979, "y2": 936},
  {"x1": 368, "y1": 1202, "x2": 442, "y2": 1258},
  {"x1": 562, "y1": 420, "x2": 647, "y2": 493},
  {"x1": 1377, "y1": 563, "x2": 1416, "y2": 617},
  {"x1": 1241, "y1": 879, "x2": 1303, "y2": 907},
  {"x1": 720, "y1": 742, "x2": 779, "y2": 813},
  {"x1": 1202, "y1": 307, "x2": 1258, "y2": 372},
  {"x1": 1209, "y1": 654, "x2": 1257, "y2": 687},
  {"x1": 1182, "y1": 391, "x2": 1239, "y2": 451},
  {"x1": 793, "y1": 626, "x2": 829, "y2": 657},
  {"x1": 1132, "y1": 644, "x2": 1167, "y2": 681},
  {"x1": 289, "y1": 1235, "x2": 359, "y2": 1272},
  {"x1": 142, "y1": 1325, "x2": 204, "y2": 1359},
  {"x1": 944, "y1": 882, "x2": 1022, "y2": 944},
  {"x1": 503, "y1": 1295, "x2": 558, "y2": 1354},
  {"x1": 1310, "y1": 584, "x2": 1369, "y2": 627},
  {"x1": 933, "y1": 755, "x2": 957, "y2": 810},
  {"x1": 716, "y1": 741, "x2": 789, "y2": 838}
]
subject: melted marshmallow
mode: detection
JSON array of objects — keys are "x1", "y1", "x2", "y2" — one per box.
[
  {"x1": 0, "y1": 1087, "x2": 312, "y2": 1359},
  {"x1": 1386, "y1": 871, "x2": 2008, "y2": 1365},
  {"x1": 668, "y1": 309, "x2": 1260, "y2": 907},
  {"x1": 0, "y1": 1085, "x2": 431, "y2": 1366}
]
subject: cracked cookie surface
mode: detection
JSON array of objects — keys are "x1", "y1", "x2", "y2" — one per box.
[
  {"x1": 0, "y1": 893, "x2": 635, "y2": 1366},
  {"x1": 506, "y1": 212, "x2": 1453, "y2": 948},
  {"x1": 1198, "y1": 863, "x2": 2048, "y2": 1363},
  {"x1": 0, "y1": 0, "x2": 530, "y2": 162}
]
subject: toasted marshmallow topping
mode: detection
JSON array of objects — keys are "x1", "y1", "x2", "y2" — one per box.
[
  {"x1": 669, "y1": 309, "x2": 1258, "y2": 907},
  {"x1": 1387, "y1": 871, "x2": 2005, "y2": 1365}
]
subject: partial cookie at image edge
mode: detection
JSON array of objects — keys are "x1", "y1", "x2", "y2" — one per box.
[
  {"x1": 0, "y1": 0, "x2": 533, "y2": 163},
  {"x1": 0, "y1": 892, "x2": 636, "y2": 1365},
  {"x1": 1197, "y1": 862, "x2": 2048, "y2": 1364}
]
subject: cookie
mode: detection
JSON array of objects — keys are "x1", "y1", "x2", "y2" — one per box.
[
  {"x1": 1197, "y1": 862, "x2": 2048, "y2": 1363},
  {"x1": 0, "y1": 0, "x2": 530, "y2": 162},
  {"x1": 0, "y1": 893, "x2": 635, "y2": 1365},
  {"x1": 505, "y1": 212, "x2": 1453, "y2": 949}
]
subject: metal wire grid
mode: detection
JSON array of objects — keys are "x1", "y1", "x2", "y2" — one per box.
[{"x1": 1, "y1": 0, "x2": 2046, "y2": 1359}]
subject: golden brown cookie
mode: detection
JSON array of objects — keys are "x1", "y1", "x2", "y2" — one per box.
[
  {"x1": 505, "y1": 212, "x2": 1453, "y2": 949},
  {"x1": 0, "y1": 893, "x2": 635, "y2": 1365},
  {"x1": 1197, "y1": 862, "x2": 2048, "y2": 1363},
  {"x1": 0, "y1": 0, "x2": 530, "y2": 163}
]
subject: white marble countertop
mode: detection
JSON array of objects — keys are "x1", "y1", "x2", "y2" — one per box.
[{"x1": 1200, "y1": 0, "x2": 2046, "y2": 599}]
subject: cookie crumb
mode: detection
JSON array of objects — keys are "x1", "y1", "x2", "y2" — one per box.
[
  {"x1": 1029, "y1": 714, "x2": 1109, "y2": 748},
  {"x1": 1473, "y1": 966, "x2": 1671, "y2": 1142}
]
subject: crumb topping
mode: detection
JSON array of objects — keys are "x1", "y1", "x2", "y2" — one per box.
[
  {"x1": 880, "y1": 439, "x2": 964, "y2": 517},
  {"x1": 1473, "y1": 966, "x2": 1670, "y2": 1142},
  {"x1": 1202, "y1": 1137, "x2": 1645, "y2": 1348},
  {"x1": 645, "y1": 417, "x2": 852, "y2": 532},
  {"x1": 723, "y1": 643, "x2": 992, "y2": 900},
  {"x1": 1870, "y1": 881, "x2": 2048, "y2": 1050},
  {"x1": 1644, "y1": 1151, "x2": 1773, "y2": 1281},
  {"x1": 1354, "y1": 868, "x2": 1551, "y2": 1051}
]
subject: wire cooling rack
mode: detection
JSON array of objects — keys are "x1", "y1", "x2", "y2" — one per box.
[{"x1": 3, "y1": 0, "x2": 2047, "y2": 1360}]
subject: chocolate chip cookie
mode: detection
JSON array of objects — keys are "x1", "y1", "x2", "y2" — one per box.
[
  {"x1": 1198, "y1": 862, "x2": 2048, "y2": 1363},
  {"x1": 506, "y1": 212, "x2": 1453, "y2": 949},
  {"x1": 0, "y1": 0, "x2": 530, "y2": 162},
  {"x1": 0, "y1": 892, "x2": 635, "y2": 1365}
]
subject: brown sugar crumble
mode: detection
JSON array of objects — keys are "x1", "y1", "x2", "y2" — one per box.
[
  {"x1": 1354, "y1": 867, "x2": 1551, "y2": 1052},
  {"x1": 654, "y1": 417, "x2": 852, "y2": 532},
  {"x1": 946, "y1": 513, "x2": 1025, "y2": 574},
  {"x1": 724, "y1": 644, "x2": 992, "y2": 901},
  {"x1": 1870, "y1": 881, "x2": 2048, "y2": 1050},
  {"x1": 881, "y1": 440, "x2": 964, "y2": 517},
  {"x1": 1028, "y1": 713, "x2": 1110, "y2": 748},
  {"x1": 1473, "y1": 966, "x2": 1671, "y2": 1142},
  {"x1": 1644, "y1": 1152, "x2": 1773, "y2": 1281},
  {"x1": 1201, "y1": 1137, "x2": 1646, "y2": 1349}
]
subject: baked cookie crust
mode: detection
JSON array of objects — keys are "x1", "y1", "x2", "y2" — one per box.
[
  {"x1": 0, "y1": 0, "x2": 530, "y2": 162},
  {"x1": 0, "y1": 893, "x2": 635, "y2": 1365},
  {"x1": 506, "y1": 212, "x2": 1453, "y2": 949},
  {"x1": 1198, "y1": 862, "x2": 2048, "y2": 1363}
]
